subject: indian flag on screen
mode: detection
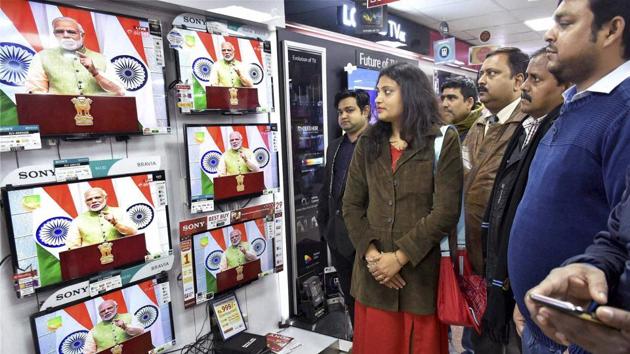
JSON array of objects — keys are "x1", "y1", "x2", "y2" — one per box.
[
  {"x1": 196, "y1": 229, "x2": 227, "y2": 294},
  {"x1": 29, "y1": 184, "x2": 81, "y2": 287},
  {"x1": 245, "y1": 219, "x2": 273, "y2": 272},
  {"x1": 0, "y1": 0, "x2": 159, "y2": 127},
  {"x1": 179, "y1": 30, "x2": 217, "y2": 110},
  {"x1": 196, "y1": 126, "x2": 225, "y2": 197},
  {"x1": 37, "y1": 302, "x2": 96, "y2": 354},
  {"x1": 245, "y1": 125, "x2": 273, "y2": 188},
  {"x1": 176, "y1": 28, "x2": 267, "y2": 111}
]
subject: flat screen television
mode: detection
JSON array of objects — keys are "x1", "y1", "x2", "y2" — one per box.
[
  {"x1": 179, "y1": 203, "x2": 282, "y2": 308},
  {"x1": 2, "y1": 170, "x2": 171, "y2": 295},
  {"x1": 0, "y1": 0, "x2": 168, "y2": 137},
  {"x1": 346, "y1": 67, "x2": 379, "y2": 124},
  {"x1": 184, "y1": 123, "x2": 279, "y2": 213},
  {"x1": 30, "y1": 275, "x2": 175, "y2": 354},
  {"x1": 174, "y1": 28, "x2": 273, "y2": 113}
]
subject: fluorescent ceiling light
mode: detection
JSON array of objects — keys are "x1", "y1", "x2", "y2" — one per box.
[
  {"x1": 207, "y1": 5, "x2": 276, "y2": 24},
  {"x1": 524, "y1": 17, "x2": 554, "y2": 32},
  {"x1": 376, "y1": 40, "x2": 406, "y2": 48}
]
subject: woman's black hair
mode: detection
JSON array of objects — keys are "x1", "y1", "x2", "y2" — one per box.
[{"x1": 367, "y1": 62, "x2": 441, "y2": 158}]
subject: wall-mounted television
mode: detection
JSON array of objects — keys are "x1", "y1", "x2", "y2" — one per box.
[
  {"x1": 179, "y1": 203, "x2": 283, "y2": 308},
  {"x1": 174, "y1": 28, "x2": 273, "y2": 113},
  {"x1": 30, "y1": 275, "x2": 175, "y2": 354},
  {"x1": 0, "y1": 0, "x2": 168, "y2": 137},
  {"x1": 184, "y1": 124, "x2": 279, "y2": 213},
  {"x1": 347, "y1": 67, "x2": 379, "y2": 124},
  {"x1": 2, "y1": 171, "x2": 171, "y2": 296}
]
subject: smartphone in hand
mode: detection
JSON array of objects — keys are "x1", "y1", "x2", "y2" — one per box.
[{"x1": 529, "y1": 293, "x2": 612, "y2": 328}]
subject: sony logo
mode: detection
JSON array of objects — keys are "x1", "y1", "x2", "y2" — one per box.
[
  {"x1": 55, "y1": 285, "x2": 89, "y2": 301},
  {"x1": 183, "y1": 16, "x2": 205, "y2": 25},
  {"x1": 18, "y1": 169, "x2": 55, "y2": 179},
  {"x1": 182, "y1": 221, "x2": 205, "y2": 232}
]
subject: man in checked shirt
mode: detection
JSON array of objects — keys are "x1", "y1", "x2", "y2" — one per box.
[{"x1": 476, "y1": 48, "x2": 570, "y2": 353}]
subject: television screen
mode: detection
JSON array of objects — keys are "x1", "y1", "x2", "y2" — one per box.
[
  {"x1": 184, "y1": 124, "x2": 279, "y2": 213},
  {"x1": 174, "y1": 28, "x2": 273, "y2": 113},
  {"x1": 2, "y1": 171, "x2": 171, "y2": 295},
  {"x1": 179, "y1": 203, "x2": 282, "y2": 308},
  {"x1": 0, "y1": 0, "x2": 168, "y2": 137},
  {"x1": 30, "y1": 276, "x2": 175, "y2": 354},
  {"x1": 347, "y1": 67, "x2": 379, "y2": 124}
]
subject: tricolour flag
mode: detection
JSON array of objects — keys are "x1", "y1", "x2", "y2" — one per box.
[
  {"x1": 197, "y1": 126, "x2": 225, "y2": 197},
  {"x1": 34, "y1": 301, "x2": 95, "y2": 354},
  {"x1": 30, "y1": 185, "x2": 80, "y2": 286},
  {"x1": 193, "y1": 230, "x2": 226, "y2": 295}
]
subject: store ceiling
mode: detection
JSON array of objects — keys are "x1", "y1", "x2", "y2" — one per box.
[{"x1": 388, "y1": 0, "x2": 558, "y2": 53}]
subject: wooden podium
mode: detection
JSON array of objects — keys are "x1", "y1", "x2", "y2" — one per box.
[
  {"x1": 59, "y1": 234, "x2": 147, "y2": 281},
  {"x1": 205, "y1": 86, "x2": 260, "y2": 111},
  {"x1": 216, "y1": 259, "x2": 262, "y2": 292},
  {"x1": 96, "y1": 331, "x2": 153, "y2": 354},
  {"x1": 213, "y1": 171, "x2": 265, "y2": 201},
  {"x1": 15, "y1": 93, "x2": 139, "y2": 137}
]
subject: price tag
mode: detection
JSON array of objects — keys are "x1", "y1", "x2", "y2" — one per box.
[
  {"x1": 54, "y1": 158, "x2": 92, "y2": 182},
  {"x1": 0, "y1": 125, "x2": 42, "y2": 152},
  {"x1": 153, "y1": 180, "x2": 168, "y2": 207},
  {"x1": 191, "y1": 199, "x2": 214, "y2": 213},
  {"x1": 212, "y1": 294, "x2": 246, "y2": 340},
  {"x1": 176, "y1": 83, "x2": 193, "y2": 113},
  {"x1": 89, "y1": 275, "x2": 122, "y2": 297},
  {"x1": 14, "y1": 271, "x2": 38, "y2": 297},
  {"x1": 166, "y1": 28, "x2": 183, "y2": 49},
  {"x1": 157, "y1": 281, "x2": 171, "y2": 305},
  {"x1": 142, "y1": 126, "x2": 171, "y2": 135}
]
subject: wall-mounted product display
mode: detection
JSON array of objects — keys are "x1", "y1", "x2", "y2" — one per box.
[
  {"x1": 173, "y1": 28, "x2": 273, "y2": 113},
  {"x1": 2, "y1": 170, "x2": 171, "y2": 296},
  {"x1": 179, "y1": 203, "x2": 283, "y2": 308},
  {"x1": 0, "y1": 0, "x2": 168, "y2": 137},
  {"x1": 30, "y1": 275, "x2": 175, "y2": 354},
  {"x1": 282, "y1": 41, "x2": 328, "y2": 317},
  {"x1": 184, "y1": 124, "x2": 279, "y2": 213}
]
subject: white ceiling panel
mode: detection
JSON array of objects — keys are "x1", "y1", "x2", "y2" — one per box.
[
  {"x1": 467, "y1": 23, "x2": 534, "y2": 36},
  {"x1": 388, "y1": 0, "x2": 556, "y2": 54},
  {"x1": 405, "y1": 0, "x2": 503, "y2": 21},
  {"x1": 494, "y1": 0, "x2": 557, "y2": 11},
  {"x1": 447, "y1": 11, "x2": 520, "y2": 32}
]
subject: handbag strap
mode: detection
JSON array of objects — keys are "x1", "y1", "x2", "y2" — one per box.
[{"x1": 434, "y1": 125, "x2": 466, "y2": 255}]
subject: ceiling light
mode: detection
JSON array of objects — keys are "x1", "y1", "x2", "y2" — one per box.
[
  {"x1": 207, "y1": 5, "x2": 276, "y2": 24},
  {"x1": 524, "y1": 17, "x2": 555, "y2": 32},
  {"x1": 375, "y1": 40, "x2": 406, "y2": 48}
]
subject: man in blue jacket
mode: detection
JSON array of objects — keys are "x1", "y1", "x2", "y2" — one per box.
[
  {"x1": 508, "y1": 0, "x2": 630, "y2": 353},
  {"x1": 525, "y1": 167, "x2": 630, "y2": 354}
]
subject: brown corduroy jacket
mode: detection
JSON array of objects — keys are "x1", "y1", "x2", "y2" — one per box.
[
  {"x1": 461, "y1": 103, "x2": 528, "y2": 275},
  {"x1": 343, "y1": 125, "x2": 463, "y2": 315}
]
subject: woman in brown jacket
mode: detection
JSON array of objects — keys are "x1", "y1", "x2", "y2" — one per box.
[{"x1": 343, "y1": 63, "x2": 463, "y2": 353}]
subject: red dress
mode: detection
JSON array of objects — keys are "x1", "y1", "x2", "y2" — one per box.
[{"x1": 351, "y1": 145, "x2": 448, "y2": 354}]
